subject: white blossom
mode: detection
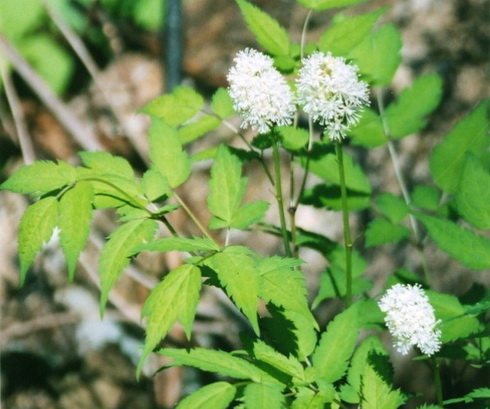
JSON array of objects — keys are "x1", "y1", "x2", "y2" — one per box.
[
  {"x1": 296, "y1": 51, "x2": 369, "y2": 141},
  {"x1": 378, "y1": 284, "x2": 442, "y2": 356},
  {"x1": 227, "y1": 48, "x2": 295, "y2": 134}
]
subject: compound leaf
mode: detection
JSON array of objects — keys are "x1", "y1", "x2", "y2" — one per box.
[
  {"x1": 79, "y1": 151, "x2": 134, "y2": 180},
  {"x1": 297, "y1": 0, "x2": 368, "y2": 11},
  {"x1": 175, "y1": 382, "x2": 236, "y2": 409},
  {"x1": 361, "y1": 364, "x2": 405, "y2": 409},
  {"x1": 243, "y1": 382, "x2": 285, "y2": 409},
  {"x1": 136, "y1": 236, "x2": 220, "y2": 254}
]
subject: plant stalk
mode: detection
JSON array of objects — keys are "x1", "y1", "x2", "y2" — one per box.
[
  {"x1": 433, "y1": 357, "x2": 444, "y2": 408},
  {"x1": 336, "y1": 141, "x2": 353, "y2": 308}
]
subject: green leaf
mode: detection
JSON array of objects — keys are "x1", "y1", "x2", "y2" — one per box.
[
  {"x1": 142, "y1": 86, "x2": 204, "y2": 126},
  {"x1": 211, "y1": 88, "x2": 235, "y2": 118},
  {"x1": 277, "y1": 126, "x2": 309, "y2": 151},
  {"x1": 160, "y1": 348, "x2": 278, "y2": 383},
  {"x1": 365, "y1": 218, "x2": 410, "y2": 247},
  {"x1": 229, "y1": 200, "x2": 270, "y2": 229},
  {"x1": 136, "y1": 236, "x2": 220, "y2": 254},
  {"x1": 178, "y1": 115, "x2": 221, "y2": 144},
  {"x1": 361, "y1": 364, "x2": 405, "y2": 409},
  {"x1": 243, "y1": 382, "x2": 285, "y2": 409},
  {"x1": 206, "y1": 248, "x2": 260, "y2": 334},
  {"x1": 257, "y1": 257, "x2": 317, "y2": 329},
  {"x1": 99, "y1": 219, "x2": 157, "y2": 313},
  {"x1": 319, "y1": 9, "x2": 386, "y2": 56},
  {"x1": 236, "y1": 0, "x2": 290, "y2": 56},
  {"x1": 427, "y1": 291, "x2": 481, "y2": 343},
  {"x1": 291, "y1": 387, "x2": 330, "y2": 409},
  {"x1": 140, "y1": 168, "x2": 171, "y2": 202},
  {"x1": 349, "y1": 108, "x2": 387, "y2": 147},
  {"x1": 18, "y1": 197, "x2": 58, "y2": 285},
  {"x1": 1, "y1": 160, "x2": 76, "y2": 196},
  {"x1": 58, "y1": 182, "x2": 93, "y2": 280},
  {"x1": 252, "y1": 339, "x2": 306, "y2": 381},
  {"x1": 133, "y1": 0, "x2": 164, "y2": 30},
  {"x1": 385, "y1": 74, "x2": 443, "y2": 138},
  {"x1": 430, "y1": 102, "x2": 490, "y2": 193},
  {"x1": 456, "y1": 153, "x2": 490, "y2": 229},
  {"x1": 416, "y1": 213, "x2": 490, "y2": 270},
  {"x1": 300, "y1": 143, "x2": 371, "y2": 193},
  {"x1": 297, "y1": 0, "x2": 368, "y2": 11},
  {"x1": 0, "y1": 0, "x2": 43, "y2": 41},
  {"x1": 79, "y1": 151, "x2": 135, "y2": 180},
  {"x1": 148, "y1": 118, "x2": 191, "y2": 188},
  {"x1": 348, "y1": 24, "x2": 402, "y2": 86},
  {"x1": 207, "y1": 145, "x2": 247, "y2": 228},
  {"x1": 139, "y1": 265, "x2": 201, "y2": 373},
  {"x1": 302, "y1": 184, "x2": 370, "y2": 211},
  {"x1": 411, "y1": 185, "x2": 440, "y2": 211},
  {"x1": 175, "y1": 382, "x2": 236, "y2": 409},
  {"x1": 312, "y1": 304, "x2": 358, "y2": 382},
  {"x1": 376, "y1": 193, "x2": 409, "y2": 223}
]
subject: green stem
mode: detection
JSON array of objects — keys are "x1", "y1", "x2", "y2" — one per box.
[
  {"x1": 336, "y1": 142, "x2": 353, "y2": 308},
  {"x1": 272, "y1": 139, "x2": 292, "y2": 257},
  {"x1": 433, "y1": 357, "x2": 444, "y2": 408}
]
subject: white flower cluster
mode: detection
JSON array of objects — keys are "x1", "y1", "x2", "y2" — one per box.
[
  {"x1": 227, "y1": 48, "x2": 295, "y2": 134},
  {"x1": 378, "y1": 284, "x2": 442, "y2": 356},
  {"x1": 296, "y1": 52, "x2": 370, "y2": 141}
]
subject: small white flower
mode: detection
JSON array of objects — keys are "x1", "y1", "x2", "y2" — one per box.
[
  {"x1": 378, "y1": 284, "x2": 442, "y2": 356},
  {"x1": 296, "y1": 51, "x2": 369, "y2": 141},
  {"x1": 227, "y1": 48, "x2": 295, "y2": 134}
]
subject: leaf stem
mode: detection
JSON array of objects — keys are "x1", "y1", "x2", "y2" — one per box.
[
  {"x1": 433, "y1": 356, "x2": 444, "y2": 408},
  {"x1": 272, "y1": 138, "x2": 292, "y2": 257},
  {"x1": 336, "y1": 141, "x2": 353, "y2": 308}
]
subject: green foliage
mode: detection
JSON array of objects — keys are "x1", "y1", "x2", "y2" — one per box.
[
  {"x1": 349, "y1": 24, "x2": 402, "y2": 86},
  {"x1": 365, "y1": 218, "x2": 410, "y2": 247},
  {"x1": 430, "y1": 102, "x2": 489, "y2": 193},
  {"x1": 385, "y1": 74, "x2": 443, "y2": 138},
  {"x1": 175, "y1": 382, "x2": 236, "y2": 409},
  {"x1": 411, "y1": 185, "x2": 440, "y2": 211},
  {"x1": 416, "y1": 213, "x2": 490, "y2": 271},
  {"x1": 361, "y1": 364, "x2": 405, "y2": 409},
  {"x1": 456, "y1": 153, "x2": 490, "y2": 229},
  {"x1": 136, "y1": 236, "x2": 220, "y2": 254},
  {"x1": 376, "y1": 193, "x2": 409, "y2": 223},
  {"x1": 297, "y1": 0, "x2": 369, "y2": 11},
  {"x1": 349, "y1": 108, "x2": 387, "y2": 147},
  {"x1": 243, "y1": 383, "x2": 285, "y2": 409},
  {"x1": 18, "y1": 197, "x2": 58, "y2": 285},
  {"x1": 236, "y1": 0, "x2": 290, "y2": 57},
  {"x1": 277, "y1": 126, "x2": 309, "y2": 151},
  {"x1": 443, "y1": 388, "x2": 490, "y2": 405},
  {"x1": 211, "y1": 88, "x2": 235, "y2": 119},
  {"x1": 139, "y1": 264, "x2": 201, "y2": 373},
  {"x1": 319, "y1": 9, "x2": 386, "y2": 56},
  {"x1": 312, "y1": 305, "x2": 359, "y2": 382}
]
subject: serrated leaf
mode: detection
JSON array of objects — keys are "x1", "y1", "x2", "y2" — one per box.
[
  {"x1": 79, "y1": 151, "x2": 134, "y2": 180},
  {"x1": 300, "y1": 143, "x2": 371, "y2": 193},
  {"x1": 140, "y1": 168, "x2": 171, "y2": 202},
  {"x1": 206, "y1": 249, "x2": 260, "y2": 334},
  {"x1": 18, "y1": 197, "x2": 58, "y2": 285},
  {"x1": 297, "y1": 0, "x2": 368, "y2": 11},
  {"x1": 243, "y1": 382, "x2": 285, "y2": 409},
  {"x1": 148, "y1": 118, "x2": 191, "y2": 188},
  {"x1": 416, "y1": 213, "x2": 490, "y2": 270},
  {"x1": 1, "y1": 160, "x2": 75, "y2": 196},
  {"x1": 385, "y1": 74, "x2": 443, "y2": 138},
  {"x1": 456, "y1": 153, "x2": 490, "y2": 229},
  {"x1": 411, "y1": 185, "x2": 440, "y2": 211},
  {"x1": 365, "y1": 218, "x2": 410, "y2": 247},
  {"x1": 160, "y1": 348, "x2": 278, "y2": 383},
  {"x1": 291, "y1": 388, "x2": 328, "y2": 409},
  {"x1": 277, "y1": 126, "x2": 309, "y2": 151},
  {"x1": 211, "y1": 88, "x2": 235, "y2": 118},
  {"x1": 302, "y1": 184, "x2": 370, "y2": 211},
  {"x1": 142, "y1": 86, "x2": 204, "y2": 126},
  {"x1": 257, "y1": 257, "x2": 317, "y2": 329},
  {"x1": 319, "y1": 9, "x2": 385, "y2": 56},
  {"x1": 178, "y1": 115, "x2": 221, "y2": 144},
  {"x1": 136, "y1": 236, "x2": 220, "y2": 254},
  {"x1": 348, "y1": 24, "x2": 402, "y2": 86},
  {"x1": 349, "y1": 107, "x2": 387, "y2": 147},
  {"x1": 99, "y1": 219, "x2": 157, "y2": 313},
  {"x1": 236, "y1": 0, "x2": 290, "y2": 56},
  {"x1": 427, "y1": 291, "x2": 481, "y2": 343},
  {"x1": 207, "y1": 145, "x2": 247, "y2": 228},
  {"x1": 58, "y1": 182, "x2": 93, "y2": 280},
  {"x1": 376, "y1": 193, "x2": 408, "y2": 223},
  {"x1": 176, "y1": 382, "x2": 236, "y2": 409},
  {"x1": 253, "y1": 339, "x2": 306, "y2": 380},
  {"x1": 430, "y1": 102, "x2": 490, "y2": 193},
  {"x1": 139, "y1": 264, "x2": 201, "y2": 373},
  {"x1": 229, "y1": 200, "x2": 270, "y2": 229},
  {"x1": 312, "y1": 304, "x2": 358, "y2": 382},
  {"x1": 361, "y1": 364, "x2": 405, "y2": 409}
]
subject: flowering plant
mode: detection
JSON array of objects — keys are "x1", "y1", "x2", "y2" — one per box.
[{"x1": 1, "y1": 0, "x2": 489, "y2": 408}]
